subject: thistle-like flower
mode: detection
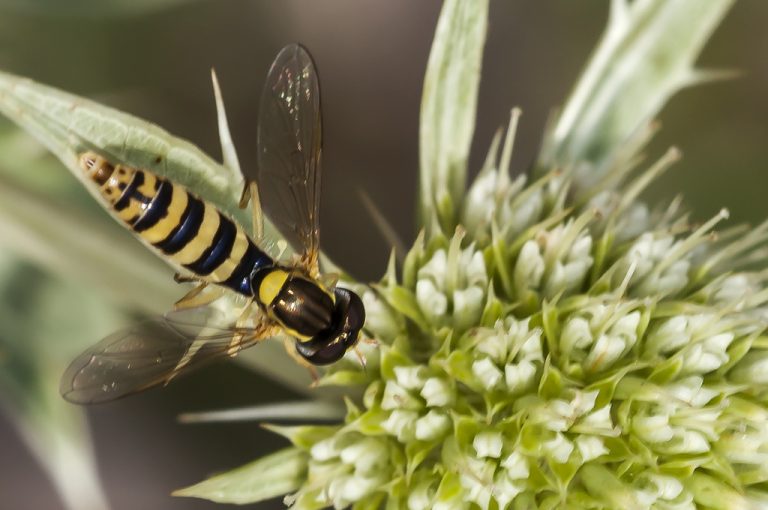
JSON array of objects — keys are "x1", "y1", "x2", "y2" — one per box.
[
  {"x1": 0, "y1": 0, "x2": 763, "y2": 509},
  {"x1": 174, "y1": 1, "x2": 767, "y2": 508}
]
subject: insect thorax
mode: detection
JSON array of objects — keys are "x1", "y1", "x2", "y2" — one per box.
[{"x1": 256, "y1": 269, "x2": 335, "y2": 340}]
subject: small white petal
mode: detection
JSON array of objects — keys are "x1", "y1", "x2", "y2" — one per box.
[
  {"x1": 453, "y1": 286, "x2": 485, "y2": 330},
  {"x1": 493, "y1": 470, "x2": 526, "y2": 510},
  {"x1": 340, "y1": 438, "x2": 387, "y2": 474},
  {"x1": 472, "y1": 357, "x2": 504, "y2": 390},
  {"x1": 519, "y1": 328, "x2": 544, "y2": 361},
  {"x1": 582, "y1": 405, "x2": 614, "y2": 431},
  {"x1": 561, "y1": 317, "x2": 593, "y2": 353},
  {"x1": 575, "y1": 436, "x2": 608, "y2": 461},
  {"x1": 310, "y1": 437, "x2": 340, "y2": 462},
  {"x1": 703, "y1": 332, "x2": 735, "y2": 353},
  {"x1": 416, "y1": 279, "x2": 448, "y2": 322},
  {"x1": 611, "y1": 311, "x2": 641, "y2": 340},
  {"x1": 514, "y1": 240, "x2": 545, "y2": 289},
  {"x1": 381, "y1": 410, "x2": 418, "y2": 442},
  {"x1": 504, "y1": 360, "x2": 536, "y2": 393},
  {"x1": 674, "y1": 430, "x2": 710, "y2": 454},
  {"x1": 381, "y1": 381, "x2": 421, "y2": 411},
  {"x1": 475, "y1": 331, "x2": 508, "y2": 363},
  {"x1": 501, "y1": 451, "x2": 530, "y2": 479},
  {"x1": 473, "y1": 431, "x2": 503, "y2": 458},
  {"x1": 394, "y1": 365, "x2": 427, "y2": 390},
  {"x1": 572, "y1": 390, "x2": 599, "y2": 416},
  {"x1": 418, "y1": 250, "x2": 448, "y2": 283},
  {"x1": 407, "y1": 479, "x2": 437, "y2": 510},
  {"x1": 415, "y1": 410, "x2": 450, "y2": 441},
  {"x1": 543, "y1": 433, "x2": 573, "y2": 463},
  {"x1": 421, "y1": 377, "x2": 454, "y2": 407},
  {"x1": 634, "y1": 415, "x2": 673, "y2": 443},
  {"x1": 584, "y1": 333, "x2": 626, "y2": 371},
  {"x1": 465, "y1": 250, "x2": 489, "y2": 287}
]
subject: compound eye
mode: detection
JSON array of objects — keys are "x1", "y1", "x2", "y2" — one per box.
[{"x1": 295, "y1": 337, "x2": 347, "y2": 365}]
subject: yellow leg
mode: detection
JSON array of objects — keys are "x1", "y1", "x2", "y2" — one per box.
[
  {"x1": 227, "y1": 299, "x2": 258, "y2": 356},
  {"x1": 174, "y1": 283, "x2": 226, "y2": 310},
  {"x1": 239, "y1": 180, "x2": 264, "y2": 242}
]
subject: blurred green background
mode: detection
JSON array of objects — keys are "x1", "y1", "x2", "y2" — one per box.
[{"x1": 0, "y1": 1, "x2": 765, "y2": 509}]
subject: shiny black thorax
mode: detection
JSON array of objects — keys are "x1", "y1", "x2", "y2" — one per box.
[{"x1": 263, "y1": 274, "x2": 365, "y2": 365}]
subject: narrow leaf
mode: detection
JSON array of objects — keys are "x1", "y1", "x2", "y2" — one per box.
[
  {"x1": 173, "y1": 447, "x2": 308, "y2": 504},
  {"x1": 0, "y1": 70, "x2": 255, "y2": 226},
  {"x1": 419, "y1": 0, "x2": 488, "y2": 236}
]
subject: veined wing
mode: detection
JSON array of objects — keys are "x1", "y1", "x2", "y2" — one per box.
[
  {"x1": 257, "y1": 43, "x2": 322, "y2": 273},
  {"x1": 60, "y1": 306, "x2": 277, "y2": 404}
]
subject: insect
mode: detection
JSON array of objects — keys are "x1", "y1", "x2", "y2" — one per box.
[{"x1": 60, "y1": 44, "x2": 366, "y2": 404}]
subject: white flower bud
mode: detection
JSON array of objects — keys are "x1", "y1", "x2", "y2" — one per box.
[
  {"x1": 453, "y1": 286, "x2": 485, "y2": 331},
  {"x1": 473, "y1": 431, "x2": 503, "y2": 458},
  {"x1": 407, "y1": 479, "x2": 437, "y2": 510},
  {"x1": 501, "y1": 451, "x2": 530, "y2": 479},
  {"x1": 584, "y1": 333, "x2": 627, "y2": 371},
  {"x1": 394, "y1": 365, "x2": 427, "y2": 390},
  {"x1": 561, "y1": 317, "x2": 593, "y2": 353},
  {"x1": 514, "y1": 240, "x2": 544, "y2": 291},
  {"x1": 381, "y1": 409, "x2": 418, "y2": 442},
  {"x1": 381, "y1": 381, "x2": 422, "y2": 410},
  {"x1": 415, "y1": 410, "x2": 450, "y2": 441},
  {"x1": 505, "y1": 360, "x2": 536, "y2": 393},
  {"x1": 634, "y1": 414, "x2": 673, "y2": 443},
  {"x1": 543, "y1": 433, "x2": 573, "y2": 463},
  {"x1": 310, "y1": 437, "x2": 341, "y2": 462},
  {"x1": 421, "y1": 377, "x2": 454, "y2": 407},
  {"x1": 576, "y1": 436, "x2": 608, "y2": 461},
  {"x1": 416, "y1": 279, "x2": 448, "y2": 323},
  {"x1": 340, "y1": 438, "x2": 387, "y2": 474},
  {"x1": 493, "y1": 470, "x2": 526, "y2": 510},
  {"x1": 362, "y1": 290, "x2": 400, "y2": 340},
  {"x1": 472, "y1": 357, "x2": 504, "y2": 390}
]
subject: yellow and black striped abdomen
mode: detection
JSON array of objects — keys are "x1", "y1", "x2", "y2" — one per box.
[{"x1": 80, "y1": 152, "x2": 273, "y2": 297}]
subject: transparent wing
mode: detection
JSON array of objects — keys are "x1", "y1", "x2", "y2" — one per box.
[
  {"x1": 60, "y1": 306, "x2": 276, "y2": 404},
  {"x1": 257, "y1": 43, "x2": 322, "y2": 271}
]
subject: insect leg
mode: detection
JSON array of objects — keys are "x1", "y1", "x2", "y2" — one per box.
[
  {"x1": 174, "y1": 272, "x2": 198, "y2": 284},
  {"x1": 174, "y1": 283, "x2": 226, "y2": 310},
  {"x1": 227, "y1": 300, "x2": 258, "y2": 356},
  {"x1": 239, "y1": 181, "x2": 264, "y2": 242},
  {"x1": 282, "y1": 337, "x2": 319, "y2": 385}
]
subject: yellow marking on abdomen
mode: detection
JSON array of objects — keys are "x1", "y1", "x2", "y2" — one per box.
[
  {"x1": 210, "y1": 226, "x2": 250, "y2": 282},
  {"x1": 169, "y1": 202, "x2": 220, "y2": 265},
  {"x1": 140, "y1": 185, "x2": 189, "y2": 244},
  {"x1": 137, "y1": 171, "x2": 158, "y2": 197}
]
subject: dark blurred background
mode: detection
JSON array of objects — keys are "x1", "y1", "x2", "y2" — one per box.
[{"x1": 0, "y1": 1, "x2": 766, "y2": 509}]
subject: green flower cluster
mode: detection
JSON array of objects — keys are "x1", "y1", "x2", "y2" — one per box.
[{"x1": 272, "y1": 118, "x2": 768, "y2": 509}]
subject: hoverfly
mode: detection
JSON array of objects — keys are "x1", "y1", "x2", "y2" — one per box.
[{"x1": 60, "y1": 44, "x2": 365, "y2": 404}]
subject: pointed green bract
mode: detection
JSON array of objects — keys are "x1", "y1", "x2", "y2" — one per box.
[
  {"x1": 419, "y1": 0, "x2": 488, "y2": 237},
  {"x1": 173, "y1": 447, "x2": 308, "y2": 504}
]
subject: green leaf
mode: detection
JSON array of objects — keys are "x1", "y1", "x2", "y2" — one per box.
[
  {"x1": 0, "y1": 69, "x2": 249, "y2": 223},
  {"x1": 539, "y1": 0, "x2": 735, "y2": 191},
  {"x1": 419, "y1": 0, "x2": 488, "y2": 236},
  {"x1": 173, "y1": 447, "x2": 308, "y2": 504}
]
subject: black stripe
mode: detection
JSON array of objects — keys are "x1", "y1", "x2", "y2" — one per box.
[
  {"x1": 184, "y1": 213, "x2": 237, "y2": 276},
  {"x1": 154, "y1": 194, "x2": 204, "y2": 254},
  {"x1": 133, "y1": 179, "x2": 172, "y2": 232},
  {"x1": 221, "y1": 241, "x2": 274, "y2": 296},
  {"x1": 114, "y1": 171, "x2": 144, "y2": 212}
]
